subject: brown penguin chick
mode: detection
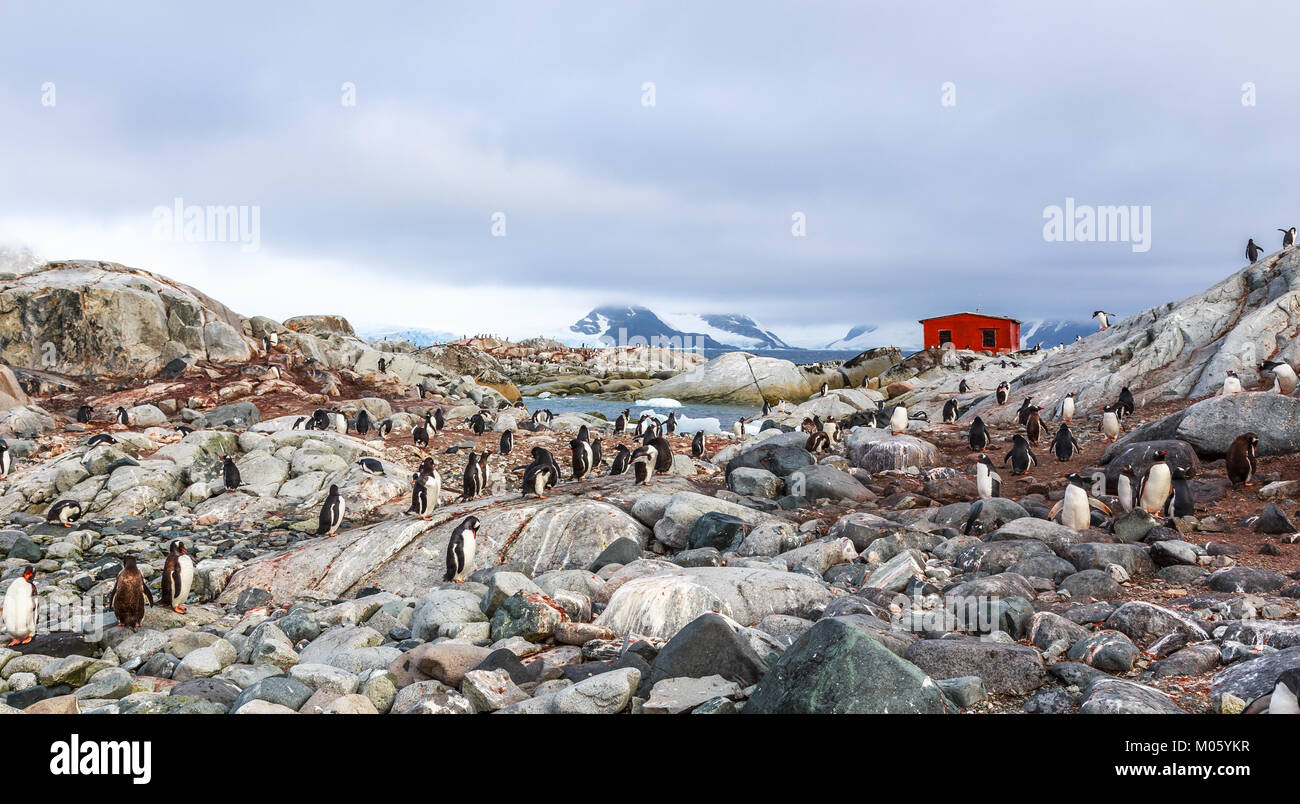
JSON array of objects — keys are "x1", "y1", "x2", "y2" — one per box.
[
  {"x1": 1025, "y1": 407, "x2": 1044, "y2": 444},
  {"x1": 1225, "y1": 433, "x2": 1259, "y2": 487},
  {"x1": 800, "y1": 417, "x2": 817, "y2": 435},
  {"x1": 805, "y1": 430, "x2": 831, "y2": 454},
  {"x1": 110, "y1": 556, "x2": 154, "y2": 629}
]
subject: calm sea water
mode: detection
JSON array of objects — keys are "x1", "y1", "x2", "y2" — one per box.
[{"x1": 523, "y1": 394, "x2": 763, "y2": 434}]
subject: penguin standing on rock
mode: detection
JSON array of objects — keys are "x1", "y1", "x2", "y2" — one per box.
[
  {"x1": 1116, "y1": 465, "x2": 1138, "y2": 513},
  {"x1": 46, "y1": 499, "x2": 82, "y2": 528},
  {"x1": 968, "y1": 416, "x2": 990, "y2": 452},
  {"x1": 115, "y1": 406, "x2": 130, "y2": 426},
  {"x1": 500, "y1": 428, "x2": 514, "y2": 456},
  {"x1": 1051, "y1": 423, "x2": 1081, "y2": 461},
  {"x1": 959, "y1": 379, "x2": 969, "y2": 393},
  {"x1": 942, "y1": 399, "x2": 959, "y2": 424},
  {"x1": 110, "y1": 556, "x2": 153, "y2": 629},
  {"x1": 1247, "y1": 238, "x2": 1264, "y2": 263},
  {"x1": 461, "y1": 453, "x2": 483, "y2": 501},
  {"x1": 1221, "y1": 370, "x2": 1243, "y2": 395},
  {"x1": 355, "y1": 409, "x2": 372, "y2": 437},
  {"x1": 806, "y1": 430, "x2": 831, "y2": 454},
  {"x1": 995, "y1": 382, "x2": 1010, "y2": 406},
  {"x1": 1051, "y1": 473, "x2": 1111, "y2": 530},
  {"x1": 222, "y1": 455, "x2": 242, "y2": 492},
  {"x1": 444, "y1": 516, "x2": 480, "y2": 583},
  {"x1": 317, "y1": 485, "x2": 345, "y2": 536},
  {"x1": 76, "y1": 404, "x2": 94, "y2": 423},
  {"x1": 3, "y1": 566, "x2": 37, "y2": 646},
  {"x1": 1226, "y1": 433, "x2": 1259, "y2": 487},
  {"x1": 1163, "y1": 465, "x2": 1195, "y2": 518},
  {"x1": 1101, "y1": 403, "x2": 1122, "y2": 442},
  {"x1": 889, "y1": 405, "x2": 909, "y2": 435},
  {"x1": 522, "y1": 448, "x2": 560, "y2": 497},
  {"x1": 1137, "y1": 453, "x2": 1173, "y2": 514},
  {"x1": 1092, "y1": 311, "x2": 1116, "y2": 331},
  {"x1": 158, "y1": 540, "x2": 193, "y2": 614},
  {"x1": 1259, "y1": 360, "x2": 1298, "y2": 395},
  {"x1": 0, "y1": 439, "x2": 11, "y2": 479},
  {"x1": 609, "y1": 444, "x2": 631, "y2": 476},
  {"x1": 1280, "y1": 227, "x2": 1297, "y2": 248},
  {"x1": 974, "y1": 454, "x2": 1001, "y2": 499},
  {"x1": 1003, "y1": 434, "x2": 1038, "y2": 476}
]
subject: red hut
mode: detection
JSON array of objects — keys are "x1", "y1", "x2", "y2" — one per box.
[{"x1": 919, "y1": 312, "x2": 1021, "y2": 354}]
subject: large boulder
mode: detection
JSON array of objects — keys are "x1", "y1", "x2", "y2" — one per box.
[
  {"x1": 640, "y1": 352, "x2": 816, "y2": 405},
  {"x1": 1107, "y1": 394, "x2": 1300, "y2": 459}
]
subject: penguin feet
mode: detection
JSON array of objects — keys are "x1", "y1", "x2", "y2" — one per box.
[
  {"x1": 63, "y1": 523, "x2": 73, "y2": 528},
  {"x1": 20, "y1": 635, "x2": 32, "y2": 644},
  {"x1": 173, "y1": 605, "x2": 187, "y2": 614},
  {"x1": 6, "y1": 638, "x2": 17, "y2": 646}
]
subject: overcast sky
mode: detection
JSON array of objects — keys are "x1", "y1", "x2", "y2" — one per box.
[{"x1": 2, "y1": 2, "x2": 1297, "y2": 349}]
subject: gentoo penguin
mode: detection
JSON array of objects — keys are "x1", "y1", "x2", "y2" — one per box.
[
  {"x1": 1163, "y1": 464, "x2": 1195, "y2": 518},
  {"x1": 942, "y1": 399, "x2": 959, "y2": 424},
  {"x1": 889, "y1": 405, "x2": 909, "y2": 435},
  {"x1": 46, "y1": 499, "x2": 82, "y2": 528},
  {"x1": 1242, "y1": 669, "x2": 1300, "y2": 715},
  {"x1": 1061, "y1": 392, "x2": 1076, "y2": 423},
  {"x1": 1051, "y1": 422, "x2": 1081, "y2": 461},
  {"x1": 995, "y1": 382, "x2": 1010, "y2": 406},
  {"x1": 110, "y1": 556, "x2": 153, "y2": 629},
  {"x1": 824, "y1": 416, "x2": 839, "y2": 442},
  {"x1": 1221, "y1": 370, "x2": 1243, "y2": 395},
  {"x1": 1116, "y1": 465, "x2": 1137, "y2": 513},
  {"x1": 469, "y1": 412, "x2": 488, "y2": 435},
  {"x1": 158, "y1": 540, "x2": 193, "y2": 614},
  {"x1": 820, "y1": 381, "x2": 830, "y2": 397},
  {"x1": 605, "y1": 444, "x2": 629, "y2": 476},
  {"x1": 0, "y1": 439, "x2": 11, "y2": 479},
  {"x1": 87, "y1": 433, "x2": 116, "y2": 447},
  {"x1": 444, "y1": 516, "x2": 480, "y2": 583},
  {"x1": 1247, "y1": 238, "x2": 1263, "y2": 263},
  {"x1": 570, "y1": 435, "x2": 593, "y2": 480},
  {"x1": 375, "y1": 418, "x2": 393, "y2": 439},
  {"x1": 665, "y1": 412, "x2": 677, "y2": 435},
  {"x1": 432, "y1": 408, "x2": 446, "y2": 431},
  {"x1": 3, "y1": 566, "x2": 37, "y2": 645},
  {"x1": 377, "y1": 357, "x2": 387, "y2": 373},
  {"x1": 614, "y1": 410, "x2": 629, "y2": 434},
  {"x1": 479, "y1": 448, "x2": 497, "y2": 496},
  {"x1": 407, "y1": 472, "x2": 433, "y2": 519},
  {"x1": 1003, "y1": 434, "x2": 1038, "y2": 476},
  {"x1": 591, "y1": 437, "x2": 603, "y2": 468},
  {"x1": 292, "y1": 417, "x2": 305, "y2": 430},
  {"x1": 1092, "y1": 310, "x2": 1116, "y2": 331},
  {"x1": 691, "y1": 430, "x2": 705, "y2": 458},
  {"x1": 1259, "y1": 360, "x2": 1299, "y2": 395},
  {"x1": 460, "y1": 452, "x2": 483, "y2": 501},
  {"x1": 114, "y1": 406, "x2": 129, "y2": 426},
  {"x1": 644, "y1": 434, "x2": 673, "y2": 474},
  {"x1": 633, "y1": 413, "x2": 651, "y2": 438},
  {"x1": 330, "y1": 406, "x2": 348, "y2": 433},
  {"x1": 958, "y1": 379, "x2": 969, "y2": 394},
  {"x1": 413, "y1": 413, "x2": 431, "y2": 447},
  {"x1": 731, "y1": 417, "x2": 746, "y2": 437},
  {"x1": 1016, "y1": 397, "x2": 1034, "y2": 425},
  {"x1": 222, "y1": 455, "x2": 242, "y2": 492},
  {"x1": 1226, "y1": 433, "x2": 1259, "y2": 487},
  {"x1": 316, "y1": 484, "x2": 345, "y2": 536},
  {"x1": 1280, "y1": 227, "x2": 1297, "y2": 248},
  {"x1": 805, "y1": 430, "x2": 831, "y2": 454},
  {"x1": 500, "y1": 428, "x2": 514, "y2": 455},
  {"x1": 1024, "y1": 406, "x2": 1044, "y2": 444},
  {"x1": 357, "y1": 457, "x2": 384, "y2": 474},
  {"x1": 76, "y1": 404, "x2": 94, "y2": 423},
  {"x1": 311, "y1": 409, "x2": 331, "y2": 430},
  {"x1": 176, "y1": 426, "x2": 193, "y2": 436},
  {"x1": 530, "y1": 409, "x2": 551, "y2": 428},
  {"x1": 522, "y1": 449, "x2": 560, "y2": 498},
  {"x1": 1136, "y1": 454, "x2": 1172, "y2": 514},
  {"x1": 629, "y1": 441, "x2": 658, "y2": 485},
  {"x1": 1117, "y1": 387, "x2": 1135, "y2": 418},
  {"x1": 1050, "y1": 473, "x2": 1110, "y2": 530},
  {"x1": 1101, "y1": 403, "x2": 1122, "y2": 442},
  {"x1": 974, "y1": 453, "x2": 1001, "y2": 499},
  {"x1": 355, "y1": 408, "x2": 372, "y2": 436},
  {"x1": 968, "y1": 416, "x2": 990, "y2": 452},
  {"x1": 800, "y1": 417, "x2": 817, "y2": 435}
]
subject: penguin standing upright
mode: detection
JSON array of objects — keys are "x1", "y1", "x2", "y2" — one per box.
[
  {"x1": 1225, "y1": 433, "x2": 1259, "y2": 487},
  {"x1": 413, "y1": 412, "x2": 431, "y2": 447},
  {"x1": 1247, "y1": 238, "x2": 1263, "y2": 263},
  {"x1": 1051, "y1": 422, "x2": 1081, "y2": 461},
  {"x1": 1137, "y1": 454, "x2": 1173, "y2": 514},
  {"x1": 1116, "y1": 465, "x2": 1138, "y2": 513},
  {"x1": 889, "y1": 405, "x2": 909, "y2": 435},
  {"x1": 110, "y1": 556, "x2": 153, "y2": 629},
  {"x1": 1163, "y1": 465, "x2": 1195, "y2": 518},
  {"x1": 1025, "y1": 406, "x2": 1044, "y2": 444},
  {"x1": 460, "y1": 452, "x2": 483, "y2": 501},
  {"x1": 820, "y1": 381, "x2": 830, "y2": 397},
  {"x1": 76, "y1": 404, "x2": 94, "y2": 423},
  {"x1": 761, "y1": 401, "x2": 772, "y2": 417},
  {"x1": 942, "y1": 399, "x2": 959, "y2": 424},
  {"x1": 647, "y1": 434, "x2": 673, "y2": 474},
  {"x1": 444, "y1": 516, "x2": 480, "y2": 583},
  {"x1": 355, "y1": 409, "x2": 372, "y2": 437},
  {"x1": 995, "y1": 382, "x2": 1010, "y2": 406},
  {"x1": 499, "y1": 428, "x2": 514, "y2": 456},
  {"x1": 968, "y1": 416, "x2": 990, "y2": 452},
  {"x1": 330, "y1": 406, "x2": 348, "y2": 433},
  {"x1": 570, "y1": 432, "x2": 593, "y2": 481},
  {"x1": 1221, "y1": 370, "x2": 1243, "y2": 395},
  {"x1": 222, "y1": 455, "x2": 242, "y2": 492},
  {"x1": 408, "y1": 472, "x2": 432, "y2": 519},
  {"x1": 1117, "y1": 387, "x2": 1135, "y2": 418},
  {"x1": 1280, "y1": 227, "x2": 1297, "y2": 248},
  {"x1": 469, "y1": 413, "x2": 488, "y2": 435},
  {"x1": 958, "y1": 378, "x2": 969, "y2": 394},
  {"x1": 975, "y1": 454, "x2": 1001, "y2": 499},
  {"x1": 1101, "y1": 403, "x2": 1122, "y2": 442},
  {"x1": 1017, "y1": 397, "x2": 1034, "y2": 425},
  {"x1": 1061, "y1": 392, "x2": 1076, "y2": 422},
  {"x1": 115, "y1": 406, "x2": 130, "y2": 426},
  {"x1": 614, "y1": 410, "x2": 629, "y2": 434},
  {"x1": 1055, "y1": 474, "x2": 1093, "y2": 530},
  {"x1": 46, "y1": 499, "x2": 82, "y2": 528},
  {"x1": 433, "y1": 408, "x2": 446, "y2": 431},
  {"x1": 1092, "y1": 311, "x2": 1116, "y2": 331},
  {"x1": 317, "y1": 484, "x2": 345, "y2": 536},
  {"x1": 609, "y1": 444, "x2": 631, "y2": 476},
  {"x1": 629, "y1": 441, "x2": 659, "y2": 485},
  {"x1": 591, "y1": 437, "x2": 603, "y2": 468},
  {"x1": 158, "y1": 540, "x2": 193, "y2": 614},
  {"x1": 0, "y1": 439, "x2": 11, "y2": 479},
  {"x1": 1259, "y1": 360, "x2": 1299, "y2": 395},
  {"x1": 1003, "y1": 434, "x2": 1038, "y2": 476},
  {"x1": 522, "y1": 448, "x2": 559, "y2": 497},
  {"x1": 665, "y1": 412, "x2": 677, "y2": 435},
  {"x1": 377, "y1": 357, "x2": 387, "y2": 373},
  {"x1": 3, "y1": 566, "x2": 37, "y2": 645}
]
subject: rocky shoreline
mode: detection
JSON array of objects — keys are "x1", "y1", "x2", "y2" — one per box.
[{"x1": 0, "y1": 257, "x2": 1298, "y2": 715}]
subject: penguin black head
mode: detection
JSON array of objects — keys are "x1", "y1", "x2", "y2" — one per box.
[
  {"x1": 169, "y1": 539, "x2": 188, "y2": 555},
  {"x1": 328, "y1": 484, "x2": 339, "y2": 495},
  {"x1": 22, "y1": 566, "x2": 34, "y2": 581}
]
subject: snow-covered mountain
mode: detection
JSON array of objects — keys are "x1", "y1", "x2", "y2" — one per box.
[
  {"x1": 569, "y1": 305, "x2": 790, "y2": 350},
  {"x1": 825, "y1": 324, "x2": 879, "y2": 350},
  {"x1": 357, "y1": 325, "x2": 457, "y2": 347},
  {"x1": 1020, "y1": 319, "x2": 1105, "y2": 348}
]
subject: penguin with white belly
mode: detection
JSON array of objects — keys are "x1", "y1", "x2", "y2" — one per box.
[
  {"x1": 1221, "y1": 370, "x2": 1243, "y2": 395},
  {"x1": 889, "y1": 405, "x2": 909, "y2": 435},
  {"x1": 158, "y1": 540, "x2": 194, "y2": 614},
  {"x1": 317, "y1": 484, "x2": 346, "y2": 536},
  {"x1": 1003, "y1": 435, "x2": 1038, "y2": 476},
  {"x1": 3, "y1": 566, "x2": 37, "y2": 646},
  {"x1": 444, "y1": 516, "x2": 480, "y2": 583},
  {"x1": 1100, "y1": 403, "x2": 1122, "y2": 442},
  {"x1": 1116, "y1": 465, "x2": 1137, "y2": 513},
  {"x1": 1051, "y1": 473, "x2": 1096, "y2": 530},
  {"x1": 1136, "y1": 453, "x2": 1173, "y2": 515},
  {"x1": 1259, "y1": 360, "x2": 1298, "y2": 395},
  {"x1": 975, "y1": 454, "x2": 1001, "y2": 499}
]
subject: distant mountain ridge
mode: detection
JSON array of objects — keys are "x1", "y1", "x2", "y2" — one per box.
[
  {"x1": 570, "y1": 304, "x2": 792, "y2": 350},
  {"x1": 1020, "y1": 319, "x2": 1103, "y2": 348}
]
